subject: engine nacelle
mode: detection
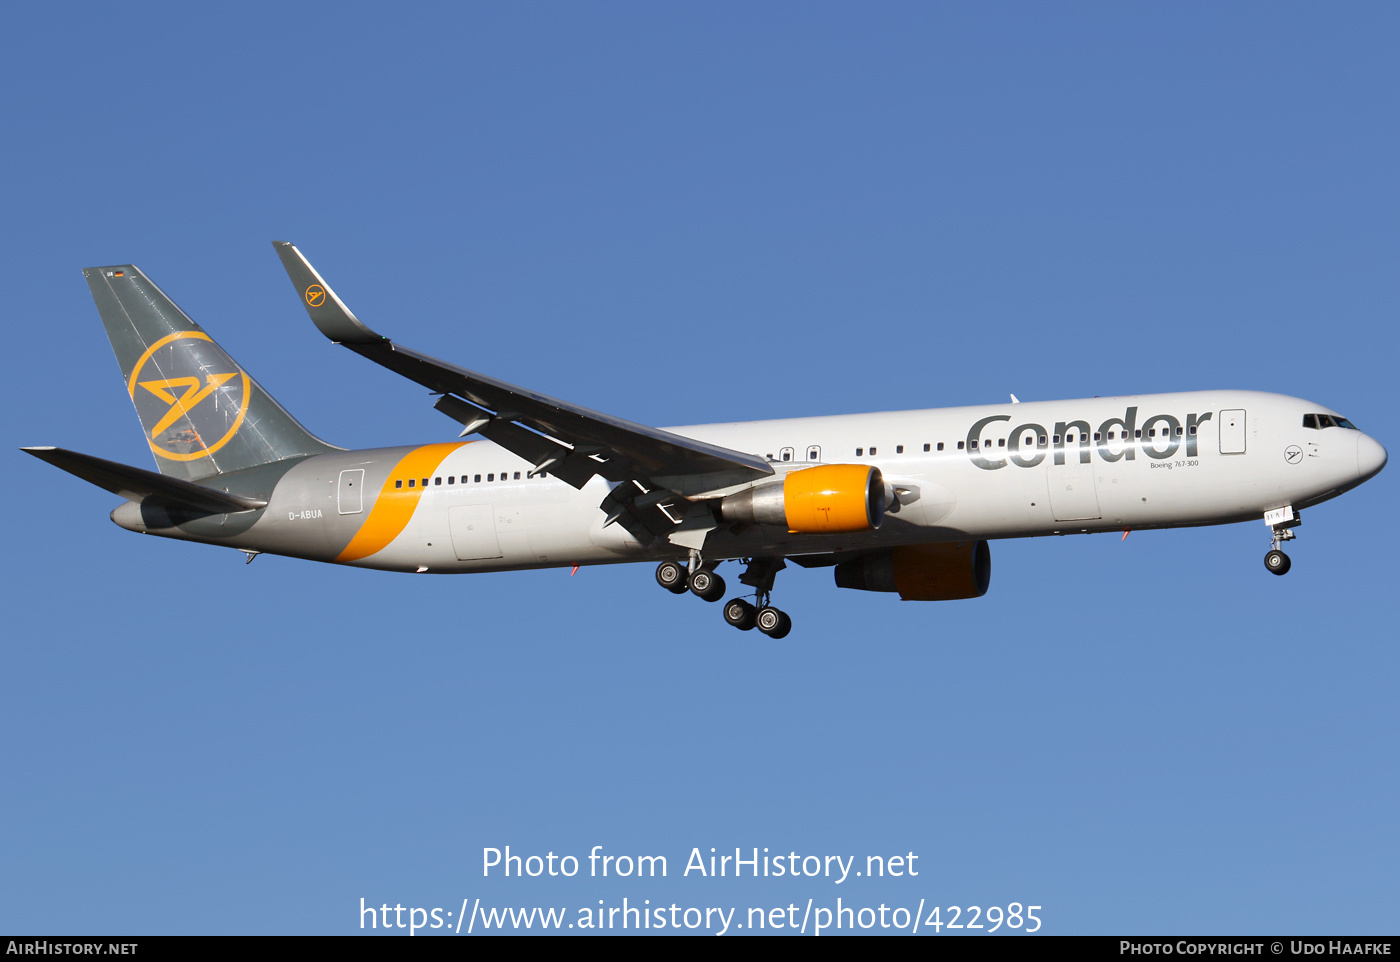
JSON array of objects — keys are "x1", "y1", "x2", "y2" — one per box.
[
  {"x1": 719, "y1": 464, "x2": 886, "y2": 533},
  {"x1": 834, "y1": 541, "x2": 991, "y2": 600}
]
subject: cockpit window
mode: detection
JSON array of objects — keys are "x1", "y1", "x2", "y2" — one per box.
[{"x1": 1303, "y1": 413, "x2": 1358, "y2": 430}]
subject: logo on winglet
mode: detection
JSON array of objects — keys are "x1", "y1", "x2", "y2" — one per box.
[{"x1": 304, "y1": 284, "x2": 326, "y2": 307}]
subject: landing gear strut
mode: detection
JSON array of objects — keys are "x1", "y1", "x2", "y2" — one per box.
[{"x1": 1264, "y1": 508, "x2": 1301, "y2": 576}]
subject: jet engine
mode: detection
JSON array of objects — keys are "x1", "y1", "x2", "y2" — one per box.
[
  {"x1": 719, "y1": 464, "x2": 886, "y2": 533},
  {"x1": 834, "y1": 541, "x2": 991, "y2": 600}
]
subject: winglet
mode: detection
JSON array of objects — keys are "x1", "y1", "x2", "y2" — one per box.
[{"x1": 271, "y1": 241, "x2": 384, "y2": 344}]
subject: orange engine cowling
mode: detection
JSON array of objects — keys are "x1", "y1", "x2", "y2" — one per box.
[
  {"x1": 834, "y1": 541, "x2": 991, "y2": 600},
  {"x1": 719, "y1": 464, "x2": 886, "y2": 533}
]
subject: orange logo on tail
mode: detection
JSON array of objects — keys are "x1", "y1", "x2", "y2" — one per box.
[
  {"x1": 127, "y1": 332, "x2": 251, "y2": 461},
  {"x1": 305, "y1": 284, "x2": 326, "y2": 307}
]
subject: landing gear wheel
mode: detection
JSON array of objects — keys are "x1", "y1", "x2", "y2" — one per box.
[
  {"x1": 689, "y1": 569, "x2": 726, "y2": 602},
  {"x1": 1264, "y1": 549, "x2": 1291, "y2": 576},
  {"x1": 655, "y1": 561, "x2": 689, "y2": 594},
  {"x1": 756, "y1": 606, "x2": 792, "y2": 639},
  {"x1": 723, "y1": 599, "x2": 757, "y2": 630}
]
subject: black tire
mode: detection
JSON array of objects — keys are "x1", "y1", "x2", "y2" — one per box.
[
  {"x1": 656, "y1": 561, "x2": 689, "y2": 593},
  {"x1": 723, "y1": 599, "x2": 757, "y2": 630},
  {"x1": 756, "y1": 606, "x2": 792, "y2": 638},
  {"x1": 689, "y1": 569, "x2": 726, "y2": 602},
  {"x1": 1265, "y1": 549, "x2": 1291, "y2": 576}
]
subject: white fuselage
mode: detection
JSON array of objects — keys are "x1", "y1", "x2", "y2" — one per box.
[{"x1": 202, "y1": 389, "x2": 1383, "y2": 574}]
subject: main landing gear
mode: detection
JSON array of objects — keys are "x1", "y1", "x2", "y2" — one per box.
[
  {"x1": 654, "y1": 558, "x2": 726, "y2": 602},
  {"x1": 1263, "y1": 508, "x2": 1301, "y2": 576},
  {"x1": 654, "y1": 555, "x2": 793, "y2": 638}
]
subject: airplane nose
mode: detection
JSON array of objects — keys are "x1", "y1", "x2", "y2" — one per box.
[{"x1": 1358, "y1": 433, "x2": 1388, "y2": 481}]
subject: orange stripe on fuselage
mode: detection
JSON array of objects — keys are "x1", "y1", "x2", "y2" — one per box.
[{"x1": 336, "y1": 442, "x2": 468, "y2": 563}]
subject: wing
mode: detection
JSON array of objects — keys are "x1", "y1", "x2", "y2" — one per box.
[{"x1": 272, "y1": 242, "x2": 773, "y2": 542}]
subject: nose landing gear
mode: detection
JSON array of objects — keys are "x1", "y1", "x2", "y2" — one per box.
[{"x1": 1263, "y1": 507, "x2": 1301, "y2": 576}]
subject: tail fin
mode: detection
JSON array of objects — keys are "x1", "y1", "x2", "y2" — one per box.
[{"x1": 85, "y1": 264, "x2": 338, "y2": 482}]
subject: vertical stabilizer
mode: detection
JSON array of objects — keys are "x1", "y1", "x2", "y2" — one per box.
[{"x1": 85, "y1": 265, "x2": 338, "y2": 482}]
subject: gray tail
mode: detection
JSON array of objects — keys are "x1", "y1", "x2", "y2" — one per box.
[{"x1": 84, "y1": 264, "x2": 339, "y2": 482}]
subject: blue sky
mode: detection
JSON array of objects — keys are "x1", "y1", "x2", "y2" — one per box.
[{"x1": 3, "y1": 2, "x2": 1396, "y2": 935}]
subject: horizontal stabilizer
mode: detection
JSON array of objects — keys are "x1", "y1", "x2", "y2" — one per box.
[{"x1": 21, "y1": 447, "x2": 267, "y2": 514}]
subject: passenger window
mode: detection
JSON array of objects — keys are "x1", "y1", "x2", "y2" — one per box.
[
  {"x1": 957, "y1": 441, "x2": 965, "y2": 450},
  {"x1": 474, "y1": 474, "x2": 481, "y2": 483},
  {"x1": 422, "y1": 478, "x2": 429, "y2": 486},
  {"x1": 808, "y1": 447, "x2": 820, "y2": 461},
  {"x1": 870, "y1": 446, "x2": 878, "y2": 455},
  {"x1": 937, "y1": 443, "x2": 944, "y2": 451},
  {"x1": 514, "y1": 472, "x2": 521, "y2": 479},
  {"x1": 923, "y1": 443, "x2": 930, "y2": 452},
  {"x1": 970, "y1": 440, "x2": 978, "y2": 450},
  {"x1": 1038, "y1": 436, "x2": 1047, "y2": 446},
  {"x1": 856, "y1": 448, "x2": 863, "y2": 457},
  {"x1": 998, "y1": 438, "x2": 1005, "y2": 447},
  {"x1": 1148, "y1": 430, "x2": 1155, "y2": 438},
  {"x1": 1094, "y1": 433, "x2": 1102, "y2": 441},
  {"x1": 780, "y1": 447, "x2": 794, "y2": 462},
  {"x1": 395, "y1": 479, "x2": 403, "y2": 489},
  {"x1": 408, "y1": 479, "x2": 415, "y2": 488},
  {"x1": 435, "y1": 477, "x2": 442, "y2": 485},
  {"x1": 896, "y1": 445, "x2": 904, "y2": 454},
  {"x1": 448, "y1": 476, "x2": 455, "y2": 484},
  {"x1": 1189, "y1": 426, "x2": 1197, "y2": 435},
  {"x1": 1134, "y1": 430, "x2": 1142, "y2": 439}
]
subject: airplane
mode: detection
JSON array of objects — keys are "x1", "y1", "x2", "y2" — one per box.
[{"x1": 23, "y1": 243, "x2": 1388, "y2": 637}]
